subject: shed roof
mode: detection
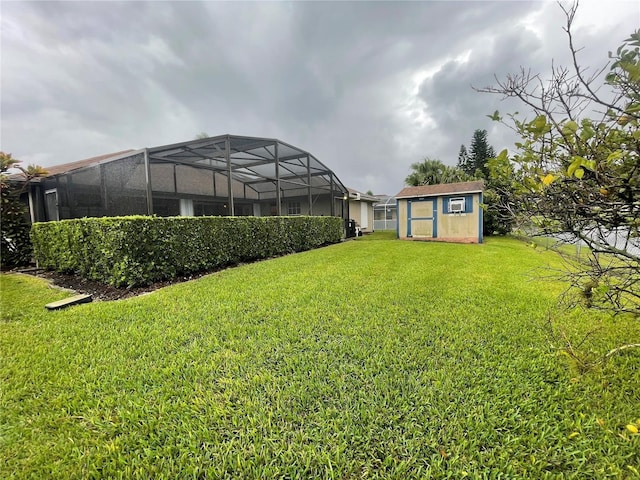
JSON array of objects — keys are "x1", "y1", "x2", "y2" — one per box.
[{"x1": 395, "y1": 180, "x2": 484, "y2": 199}]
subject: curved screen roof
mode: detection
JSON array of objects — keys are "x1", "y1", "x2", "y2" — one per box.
[
  {"x1": 147, "y1": 134, "x2": 348, "y2": 197},
  {"x1": 38, "y1": 134, "x2": 348, "y2": 200}
]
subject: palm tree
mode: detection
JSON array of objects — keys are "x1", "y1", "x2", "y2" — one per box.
[{"x1": 405, "y1": 157, "x2": 472, "y2": 186}]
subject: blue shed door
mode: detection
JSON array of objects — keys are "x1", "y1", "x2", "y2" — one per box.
[{"x1": 407, "y1": 198, "x2": 437, "y2": 238}]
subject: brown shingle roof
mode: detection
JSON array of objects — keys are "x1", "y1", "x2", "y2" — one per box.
[
  {"x1": 395, "y1": 180, "x2": 484, "y2": 199},
  {"x1": 41, "y1": 149, "x2": 136, "y2": 177}
]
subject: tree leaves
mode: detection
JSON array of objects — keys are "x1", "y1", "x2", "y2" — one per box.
[
  {"x1": 405, "y1": 158, "x2": 472, "y2": 186},
  {"x1": 1, "y1": 152, "x2": 48, "y2": 267},
  {"x1": 542, "y1": 174, "x2": 556, "y2": 186},
  {"x1": 487, "y1": 110, "x2": 502, "y2": 121},
  {"x1": 479, "y1": 21, "x2": 640, "y2": 316},
  {"x1": 561, "y1": 120, "x2": 579, "y2": 136}
]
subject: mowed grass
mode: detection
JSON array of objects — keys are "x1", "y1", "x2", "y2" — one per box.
[{"x1": 1, "y1": 236, "x2": 639, "y2": 479}]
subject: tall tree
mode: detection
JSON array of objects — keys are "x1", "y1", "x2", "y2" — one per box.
[
  {"x1": 458, "y1": 130, "x2": 511, "y2": 235},
  {"x1": 405, "y1": 158, "x2": 471, "y2": 186},
  {"x1": 480, "y1": 4, "x2": 640, "y2": 318},
  {"x1": 456, "y1": 144, "x2": 471, "y2": 174},
  {"x1": 467, "y1": 129, "x2": 496, "y2": 178}
]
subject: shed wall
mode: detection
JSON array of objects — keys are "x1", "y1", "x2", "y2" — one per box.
[
  {"x1": 397, "y1": 192, "x2": 482, "y2": 243},
  {"x1": 436, "y1": 195, "x2": 481, "y2": 242}
]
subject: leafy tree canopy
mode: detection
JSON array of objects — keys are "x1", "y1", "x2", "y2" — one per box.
[
  {"x1": 457, "y1": 130, "x2": 513, "y2": 235},
  {"x1": 480, "y1": 3, "x2": 640, "y2": 317},
  {"x1": 457, "y1": 130, "x2": 496, "y2": 178},
  {"x1": 405, "y1": 157, "x2": 472, "y2": 186}
]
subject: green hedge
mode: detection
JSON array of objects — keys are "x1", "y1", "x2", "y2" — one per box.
[{"x1": 31, "y1": 216, "x2": 343, "y2": 287}]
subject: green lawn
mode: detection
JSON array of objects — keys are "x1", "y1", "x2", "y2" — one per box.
[{"x1": 1, "y1": 236, "x2": 639, "y2": 478}]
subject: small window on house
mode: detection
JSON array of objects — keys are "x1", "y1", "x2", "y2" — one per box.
[
  {"x1": 449, "y1": 197, "x2": 465, "y2": 213},
  {"x1": 288, "y1": 201, "x2": 301, "y2": 215}
]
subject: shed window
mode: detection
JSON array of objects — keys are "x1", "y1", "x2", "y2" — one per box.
[{"x1": 449, "y1": 197, "x2": 465, "y2": 213}]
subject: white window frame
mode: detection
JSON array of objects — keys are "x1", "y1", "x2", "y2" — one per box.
[
  {"x1": 287, "y1": 201, "x2": 301, "y2": 215},
  {"x1": 449, "y1": 197, "x2": 465, "y2": 213}
]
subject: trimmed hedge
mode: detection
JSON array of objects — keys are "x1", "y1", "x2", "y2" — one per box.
[{"x1": 31, "y1": 216, "x2": 343, "y2": 287}]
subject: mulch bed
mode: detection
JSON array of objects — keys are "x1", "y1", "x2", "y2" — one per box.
[
  {"x1": 17, "y1": 269, "x2": 215, "y2": 302},
  {"x1": 8, "y1": 244, "x2": 344, "y2": 302}
]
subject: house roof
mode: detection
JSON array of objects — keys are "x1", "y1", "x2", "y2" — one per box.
[
  {"x1": 7, "y1": 150, "x2": 137, "y2": 183},
  {"x1": 347, "y1": 187, "x2": 378, "y2": 203},
  {"x1": 41, "y1": 150, "x2": 137, "y2": 177},
  {"x1": 395, "y1": 180, "x2": 484, "y2": 199}
]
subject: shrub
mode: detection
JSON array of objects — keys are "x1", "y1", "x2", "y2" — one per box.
[
  {"x1": 31, "y1": 216, "x2": 343, "y2": 287},
  {"x1": 0, "y1": 182, "x2": 32, "y2": 268},
  {"x1": 1, "y1": 152, "x2": 47, "y2": 268}
]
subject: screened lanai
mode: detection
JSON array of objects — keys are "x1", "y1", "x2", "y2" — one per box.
[
  {"x1": 373, "y1": 195, "x2": 397, "y2": 231},
  {"x1": 30, "y1": 135, "x2": 349, "y2": 222}
]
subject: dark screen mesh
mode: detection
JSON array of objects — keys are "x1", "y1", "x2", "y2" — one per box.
[{"x1": 102, "y1": 154, "x2": 148, "y2": 216}]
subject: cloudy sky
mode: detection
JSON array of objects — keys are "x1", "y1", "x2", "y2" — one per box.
[{"x1": 1, "y1": 1, "x2": 638, "y2": 195}]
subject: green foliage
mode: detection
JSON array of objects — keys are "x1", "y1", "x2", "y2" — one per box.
[
  {"x1": 457, "y1": 130, "x2": 514, "y2": 235},
  {"x1": 482, "y1": 149, "x2": 518, "y2": 235},
  {"x1": 482, "y1": 19, "x2": 640, "y2": 316},
  {"x1": 404, "y1": 157, "x2": 472, "y2": 186},
  {"x1": 456, "y1": 144, "x2": 470, "y2": 173},
  {"x1": 31, "y1": 216, "x2": 343, "y2": 287},
  {"x1": 0, "y1": 182, "x2": 31, "y2": 267},
  {"x1": 458, "y1": 129, "x2": 496, "y2": 178},
  {"x1": 2, "y1": 236, "x2": 639, "y2": 477},
  {"x1": 0, "y1": 152, "x2": 47, "y2": 268}
]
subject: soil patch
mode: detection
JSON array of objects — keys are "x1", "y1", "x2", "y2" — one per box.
[
  {"x1": 10, "y1": 242, "x2": 344, "y2": 301},
  {"x1": 26, "y1": 269, "x2": 216, "y2": 301}
]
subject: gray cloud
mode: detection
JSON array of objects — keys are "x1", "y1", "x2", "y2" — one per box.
[{"x1": 2, "y1": 1, "x2": 638, "y2": 194}]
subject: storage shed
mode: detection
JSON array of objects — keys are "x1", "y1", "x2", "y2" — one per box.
[
  {"x1": 26, "y1": 134, "x2": 349, "y2": 223},
  {"x1": 395, "y1": 181, "x2": 484, "y2": 243}
]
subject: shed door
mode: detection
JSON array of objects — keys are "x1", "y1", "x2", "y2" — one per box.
[
  {"x1": 407, "y1": 198, "x2": 436, "y2": 238},
  {"x1": 361, "y1": 202, "x2": 368, "y2": 229},
  {"x1": 45, "y1": 189, "x2": 59, "y2": 221}
]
